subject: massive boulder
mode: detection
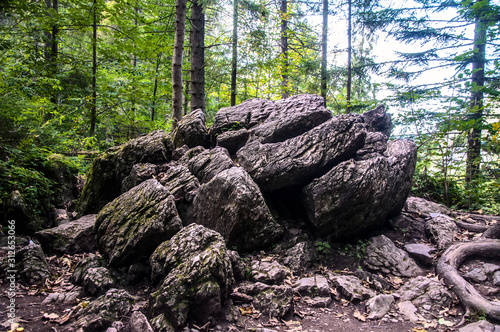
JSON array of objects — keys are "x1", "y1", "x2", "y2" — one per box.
[
  {"x1": 95, "y1": 179, "x2": 182, "y2": 267},
  {"x1": 171, "y1": 109, "x2": 209, "y2": 148},
  {"x1": 77, "y1": 130, "x2": 174, "y2": 215},
  {"x1": 190, "y1": 167, "x2": 283, "y2": 251},
  {"x1": 149, "y1": 224, "x2": 234, "y2": 329},
  {"x1": 303, "y1": 139, "x2": 417, "y2": 238},
  {"x1": 210, "y1": 94, "x2": 332, "y2": 153},
  {"x1": 237, "y1": 114, "x2": 366, "y2": 191}
]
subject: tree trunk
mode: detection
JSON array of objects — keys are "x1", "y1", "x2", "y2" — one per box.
[
  {"x1": 90, "y1": 0, "x2": 97, "y2": 136},
  {"x1": 230, "y1": 0, "x2": 238, "y2": 106},
  {"x1": 172, "y1": 0, "x2": 187, "y2": 127},
  {"x1": 346, "y1": 0, "x2": 352, "y2": 113},
  {"x1": 465, "y1": 1, "x2": 487, "y2": 184},
  {"x1": 45, "y1": 0, "x2": 58, "y2": 110},
  {"x1": 151, "y1": 52, "x2": 162, "y2": 121},
  {"x1": 280, "y1": 0, "x2": 289, "y2": 99},
  {"x1": 320, "y1": 0, "x2": 328, "y2": 105},
  {"x1": 190, "y1": 0, "x2": 205, "y2": 112}
]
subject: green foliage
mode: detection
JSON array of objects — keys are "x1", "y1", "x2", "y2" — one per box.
[
  {"x1": 314, "y1": 241, "x2": 331, "y2": 255},
  {"x1": 340, "y1": 240, "x2": 369, "y2": 261}
]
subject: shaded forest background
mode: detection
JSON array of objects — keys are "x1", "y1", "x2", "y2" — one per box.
[{"x1": 0, "y1": 0, "x2": 500, "y2": 227}]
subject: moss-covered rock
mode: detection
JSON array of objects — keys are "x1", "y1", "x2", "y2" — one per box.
[
  {"x1": 77, "y1": 130, "x2": 174, "y2": 215},
  {"x1": 149, "y1": 224, "x2": 234, "y2": 329},
  {"x1": 74, "y1": 288, "x2": 134, "y2": 331},
  {"x1": 95, "y1": 179, "x2": 182, "y2": 267}
]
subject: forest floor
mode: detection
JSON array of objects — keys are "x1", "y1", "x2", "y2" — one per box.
[{"x1": 1, "y1": 210, "x2": 498, "y2": 332}]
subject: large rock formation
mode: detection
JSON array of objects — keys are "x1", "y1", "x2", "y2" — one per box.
[{"x1": 77, "y1": 94, "x2": 416, "y2": 266}]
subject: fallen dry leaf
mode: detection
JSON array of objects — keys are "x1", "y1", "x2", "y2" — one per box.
[
  {"x1": 353, "y1": 310, "x2": 367, "y2": 322},
  {"x1": 239, "y1": 306, "x2": 253, "y2": 316},
  {"x1": 43, "y1": 312, "x2": 60, "y2": 320}
]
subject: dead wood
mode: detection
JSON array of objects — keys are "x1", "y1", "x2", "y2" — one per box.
[{"x1": 437, "y1": 239, "x2": 500, "y2": 320}]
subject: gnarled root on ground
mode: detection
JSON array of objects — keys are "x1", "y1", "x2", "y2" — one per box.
[{"x1": 437, "y1": 239, "x2": 500, "y2": 321}]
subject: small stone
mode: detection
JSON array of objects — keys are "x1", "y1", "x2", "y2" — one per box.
[
  {"x1": 458, "y1": 320, "x2": 497, "y2": 332},
  {"x1": 404, "y1": 243, "x2": 436, "y2": 266},
  {"x1": 294, "y1": 275, "x2": 330, "y2": 297},
  {"x1": 230, "y1": 292, "x2": 253, "y2": 304},
  {"x1": 82, "y1": 267, "x2": 115, "y2": 296},
  {"x1": 422, "y1": 304, "x2": 431, "y2": 311},
  {"x1": 329, "y1": 275, "x2": 376, "y2": 302},
  {"x1": 464, "y1": 268, "x2": 488, "y2": 283},
  {"x1": 397, "y1": 301, "x2": 419, "y2": 322},
  {"x1": 493, "y1": 271, "x2": 500, "y2": 287},
  {"x1": 129, "y1": 311, "x2": 154, "y2": 332},
  {"x1": 303, "y1": 296, "x2": 332, "y2": 308},
  {"x1": 364, "y1": 235, "x2": 423, "y2": 277},
  {"x1": 366, "y1": 294, "x2": 394, "y2": 320},
  {"x1": 483, "y1": 263, "x2": 500, "y2": 275},
  {"x1": 252, "y1": 261, "x2": 290, "y2": 285}
]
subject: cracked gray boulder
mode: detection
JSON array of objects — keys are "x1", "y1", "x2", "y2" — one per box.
[
  {"x1": 364, "y1": 235, "x2": 423, "y2": 277},
  {"x1": 149, "y1": 224, "x2": 234, "y2": 329},
  {"x1": 303, "y1": 139, "x2": 417, "y2": 238},
  {"x1": 210, "y1": 94, "x2": 332, "y2": 152},
  {"x1": 121, "y1": 163, "x2": 159, "y2": 193},
  {"x1": 35, "y1": 214, "x2": 97, "y2": 255},
  {"x1": 95, "y1": 179, "x2": 182, "y2": 267},
  {"x1": 157, "y1": 164, "x2": 200, "y2": 224},
  {"x1": 186, "y1": 147, "x2": 235, "y2": 184},
  {"x1": 237, "y1": 114, "x2": 366, "y2": 191},
  {"x1": 77, "y1": 130, "x2": 174, "y2": 215},
  {"x1": 190, "y1": 167, "x2": 283, "y2": 251},
  {"x1": 171, "y1": 109, "x2": 209, "y2": 148}
]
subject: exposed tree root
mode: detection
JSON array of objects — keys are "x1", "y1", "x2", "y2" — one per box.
[
  {"x1": 454, "y1": 220, "x2": 489, "y2": 233},
  {"x1": 437, "y1": 239, "x2": 500, "y2": 321}
]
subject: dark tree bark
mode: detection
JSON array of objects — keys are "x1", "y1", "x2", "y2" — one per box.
[
  {"x1": 320, "y1": 0, "x2": 328, "y2": 104},
  {"x1": 280, "y1": 0, "x2": 289, "y2": 99},
  {"x1": 44, "y1": 0, "x2": 58, "y2": 74},
  {"x1": 90, "y1": 0, "x2": 97, "y2": 136},
  {"x1": 172, "y1": 0, "x2": 187, "y2": 128},
  {"x1": 44, "y1": 0, "x2": 58, "y2": 111},
  {"x1": 190, "y1": 0, "x2": 205, "y2": 112},
  {"x1": 151, "y1": 53, "x2": 162, "y2": 121},
  {"x1": 230, "y1": 0, "x2": 238, "y2": 106},
  {"x1": 465, "y1": 0, "x2": 488, "y2": 184},
  {"x1": 346, "y1": 0, "x2": 352, "y2": 113}
]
